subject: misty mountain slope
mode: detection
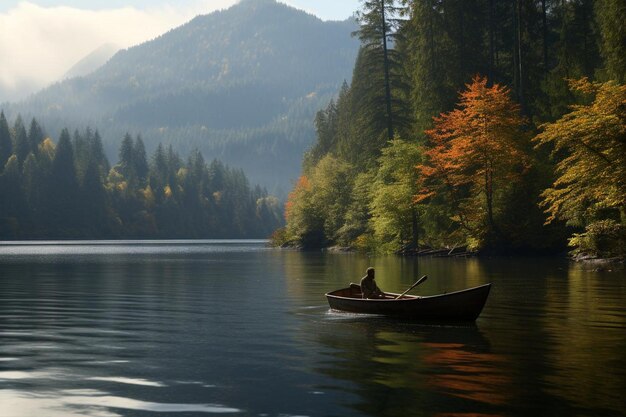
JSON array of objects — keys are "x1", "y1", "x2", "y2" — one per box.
[
  {"x1": 63, "y1": 43, "x2": 120, "y2": 80},
  {"x1": 9, "y1": 0, "x2": 359, "y2": 193}
]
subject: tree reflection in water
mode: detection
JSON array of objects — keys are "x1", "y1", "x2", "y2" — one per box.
[{"x1": 312, "y1": 317, "x2": 509, "y2": 417}]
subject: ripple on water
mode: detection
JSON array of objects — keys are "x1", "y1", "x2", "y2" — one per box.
[
  {"x1": 0, "y1": 389, "x2": 242, "y2": 416},
  {"x1": 86, "y1": 376, "x2": 166, "y2": 387},
  {"x1": 63, "y1": 395, "x2": 241, "y2": 413}
]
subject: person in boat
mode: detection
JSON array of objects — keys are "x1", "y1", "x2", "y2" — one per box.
[{"x1": 360, "y1": 267, "x2": 385, "y2": 299}]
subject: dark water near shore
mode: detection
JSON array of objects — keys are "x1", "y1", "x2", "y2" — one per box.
[{"x1": 1, "y1": 240, "x2": 625, "y2": 417}]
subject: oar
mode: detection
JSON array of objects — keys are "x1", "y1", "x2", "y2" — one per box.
[{"x1": 395, "y1": 275, "x2": 428, "y2": 299}]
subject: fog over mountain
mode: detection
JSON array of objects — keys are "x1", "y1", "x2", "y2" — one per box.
[{"x1": 5, "y1": 0, "x2": 359, "y2": 194}]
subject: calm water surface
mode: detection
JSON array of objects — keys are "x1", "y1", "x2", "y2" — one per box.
[{"x1": 0, "y1": 240, "x2": 625, "y2": 417}]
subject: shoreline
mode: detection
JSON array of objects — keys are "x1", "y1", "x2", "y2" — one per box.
[{"x1": 275, "y1": 242, "x2": 625, "y2": 268}]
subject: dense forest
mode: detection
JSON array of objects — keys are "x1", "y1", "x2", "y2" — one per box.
[
  {"x1": 276, "y1": 0, "x2": 625, "y2": 258},
  {"x1": 0, "y1": 112, "x2": 283, "y2": 239},
  {"x1": 4, "y1": 0, "x2": 359, "y2": 194}
]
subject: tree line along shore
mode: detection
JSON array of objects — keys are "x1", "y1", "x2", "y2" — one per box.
[{"x1": 273, "y1": 0, "x2": 625, "y2": 261}]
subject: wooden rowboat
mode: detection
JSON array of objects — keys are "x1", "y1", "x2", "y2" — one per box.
[{"x1": 325, "y1": 282, "x2": 491, "y2": 321}]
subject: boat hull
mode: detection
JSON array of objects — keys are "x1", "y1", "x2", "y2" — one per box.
[{"x1": 325, "y1": 283, "x2": 491, "y2": 321}]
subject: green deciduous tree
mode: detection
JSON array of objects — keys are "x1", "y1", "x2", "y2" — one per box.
[
  {"x1": 309, "y1": 155, "x2": 354, "y2": 242},
  {"x1": 285, "y1": 175, "x2": 324, "y2": 247},
  {"x1": 370, "y1": 138, "x2": 422, "y2": 252}
]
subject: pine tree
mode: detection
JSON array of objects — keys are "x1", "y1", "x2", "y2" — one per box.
[
  {"x1": 355, "y1": 0, "x2": 402, "y2": 141},
  {"x1": 72, "y1": 129, "x2": 90, "y2": 184},
  {"x1": 22, "y1": 153, "x2": 41, "y2": 215},
  {"x1": 28, "y1": 118, "x2": 45, "y2": 153},
  {"x1": 0, "y1": 155, "x2": 25, "y2": 235},
  {"x1": 90, "y1": 130, "x2": 110, "y2": 177},
  {"x1": 404, "y1": 0, "x2": 489, "y2": 133},
  {"x1": 0, "y1": 111, "x2": 13, "y2": 169},
  {"x1": 48, "y1": 128, "x2": 80, "y2": 234},
  {"x1": 340, "y1": 0, "x2": 410, "y2": 167},
  {"x1": 81, "y1": 157, "x2": 109, "y2": 235},
  {"x1": 131, "y1": 135, "x2": 148, "y2": 185},
  {"x1": 595, "y1": 0, "x2": 626, "y2": 82},
  {"x1": 536, "y1": 0, "x2": 600, "y2": 121},
  {"x1": 150, "y1": 143, "x2": 168, "y2": 197},
  {"x1": 118, "y1": 133, "x2": 135, "y2": 181},
  {"x1": 13, "y1": 116, "x2": 30, "y2": 168}
]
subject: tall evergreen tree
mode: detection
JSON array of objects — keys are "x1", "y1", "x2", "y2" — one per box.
[
  {"x1": 81, "y1": 157, "x2": 109, "y2": 235},
  {"x1": 404, "y1": 0, "x2": 489, "y2": 133},
  {"x1": 150, "y1": 143, "x2": 168, "y2": 196},
  {"x1": 72, "y1": 129, "x2": 90, "y2": 184},
  {"x1": 0, "y1": 111, "x2": 13, "y2": 169},
  {"x1": 48, "y1": 128, "x2": 80, "y2": 234},
  {"x1": 90, "y1": 130, "x2": 110, "y2": 177},
  {"x1": 595, "y1": 0, "x2": 626, "y2": 82},
  {"x1": 356, "y1": 0, "x2": 399, "y2": 140},
  {"x1": 0, "y1": 155, "x2": 25, "y2": 236},
  {"x1": 118, "y1": 133, "x2": 135, "y2": 180},
  {"x1": 536, "y1": 0, "x2": 600, "y2": 121},
  {"x1": 27, "y1": 118, "x2": 45, "y2": 153},
  {"x1": 345, "y1": 0, "x2": 410, "y2": 166},
  {"x1": 22, "y1": 153, "x2": 41, "y2": 213},
  {"x1": 133, "y1": 135, "x2": 149, "y2": 185},
  {"x1": 13, "y1": 116, "x2": 30, "y2": 168}
]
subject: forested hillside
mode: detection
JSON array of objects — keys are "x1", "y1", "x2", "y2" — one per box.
[
  {"x1": 0, "y1": 112, "x2": 282, "y2": 239},
  {"x1": 277, "y1": 0, "x2": 625, "y2": 258},
  {"x1": 4, "y1": 0, "x2": 359, "y2": 194}
]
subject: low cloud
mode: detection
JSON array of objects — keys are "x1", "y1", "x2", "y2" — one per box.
[{"x1": 0, "y1": 1, "x2": 237, "y2": 102}]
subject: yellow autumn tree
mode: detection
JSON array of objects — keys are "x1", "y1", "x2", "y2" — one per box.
[
  {"x1": 416, "y1": 76, "x2": 529, "y2": 249},
  {"x1": 283, "y1": 175, "x2": 322, "y2": 247},
  {"x1": 534, "y1": 78, "x2": 626, "y2": 226},
  {"x1": 534, "y1": 78, "x2": 626, "y2": 257}
]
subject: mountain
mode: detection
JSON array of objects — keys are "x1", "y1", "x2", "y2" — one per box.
[
  {"x1": 7, "y1": 0, "x2": 359, "y2": 195},
  {"x1": 63, "y1": 43, "x2": 120, "y2": 79}
]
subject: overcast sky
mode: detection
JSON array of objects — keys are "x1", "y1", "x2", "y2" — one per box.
[{"x1": 0, "y1": 0, "x2": 360, "y2": 102}]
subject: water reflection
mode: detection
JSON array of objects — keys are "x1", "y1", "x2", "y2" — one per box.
[
  {"x1": 539, "y1": 267, "x2": 626, "y2": 413},
  {"x1": 285, "y1": 251, "x2": 626, "y2": 416},
  {"x1": 308, "y1": 317, "x2": 510, "y2": 417},
  {"x1": 1, "y1": 242, "x2": 626, "y2": 417}
]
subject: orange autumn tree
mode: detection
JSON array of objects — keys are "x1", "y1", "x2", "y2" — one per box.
[{"x1": 416, "y1": 76, "x2": 529, "y2": 249}]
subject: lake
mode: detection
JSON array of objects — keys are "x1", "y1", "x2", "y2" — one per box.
[{"x1": 0, "y1": 240, "x2": 625, "y2": 417}]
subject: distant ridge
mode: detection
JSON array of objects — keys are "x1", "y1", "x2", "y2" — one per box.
[
  {"x1": 7, "y1": 0, "x2": 359, "y2": 194},
  {"x1": 63, "y1": 43, "x2": 120, "y2": 80}
]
